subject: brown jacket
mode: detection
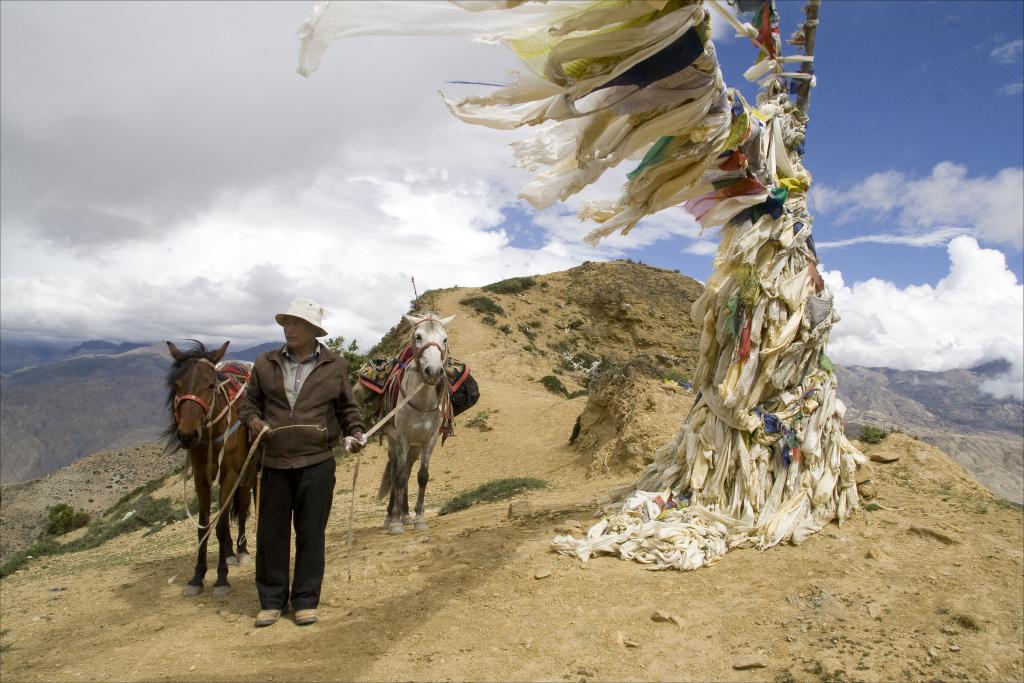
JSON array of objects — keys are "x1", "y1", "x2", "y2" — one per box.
[{"x1": 240, "y1": 345, "x2": 365, "y2": 469}]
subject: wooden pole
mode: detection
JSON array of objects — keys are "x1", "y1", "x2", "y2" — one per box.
[{"x1": 795, "y1": 0, "x2": 821, "y2": 114}]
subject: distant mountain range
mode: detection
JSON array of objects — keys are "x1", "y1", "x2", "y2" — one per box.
[
  {"x1": 837, "y1": 363, "x2": 1023, "y2": 503},
  {"x1": 1, "y1": 338, "x2": 279, "y2": 375},
  {"x1": 0, "y1": 339, "x2": 277, "y2": 483},
  {"x1": 1, "y1": 330, "x2": 1021, "y2": 504}
]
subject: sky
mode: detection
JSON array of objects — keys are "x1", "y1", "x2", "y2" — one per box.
[{"x1": 1, "y1": 1, "x2": 1022, "y2": 397}]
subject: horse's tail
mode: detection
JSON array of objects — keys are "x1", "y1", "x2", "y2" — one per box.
[{"x1": 377, "y1": 459, "x2": 392, "y2": 501}]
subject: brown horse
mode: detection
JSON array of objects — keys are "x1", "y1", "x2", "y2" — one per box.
[{"x1": 164, "y1": 340, "x2": 257, "y2": 599}]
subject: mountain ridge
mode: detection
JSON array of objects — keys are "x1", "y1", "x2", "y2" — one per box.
[{"x1": 0, "y1": 262, "x2": 1019, "y2": 502}]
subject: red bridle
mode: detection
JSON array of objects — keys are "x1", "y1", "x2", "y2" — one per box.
[
  {"x1": 172, "y1": 358, "x2": 217, "y2": 425},
  {"x1": 174, "y1": 392, "x2": 212, "y2": 418},
  {"x1": 410, "y1": 317, "x2": 449, "y2": 371}
]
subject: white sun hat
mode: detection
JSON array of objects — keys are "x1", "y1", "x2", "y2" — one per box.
[{"x1": 275, "y1": 298, "x2": 328, "y2": 337}]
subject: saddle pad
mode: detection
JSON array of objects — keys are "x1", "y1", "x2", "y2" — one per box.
[
  {"x1": 358, "y1": 358, "x2": 398, "y2": 395},
  {"x1": 216, "y1": 360, "x2": 252, "y2": 403},
  {"x1": 446, "y1": 359, "x2": 471, "y2": 393}
]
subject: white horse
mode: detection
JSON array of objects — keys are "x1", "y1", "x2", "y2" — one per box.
[{"x1": 377, "y1": 312, "x2": 455, "y2": 535}]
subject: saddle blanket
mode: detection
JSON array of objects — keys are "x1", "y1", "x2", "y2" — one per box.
[
  {"x1": 216, "y1": 360, "x2": 252, "y2": 403},
  {"x1": 356, "y1": 348, "x2": 473, "y2": 439}
]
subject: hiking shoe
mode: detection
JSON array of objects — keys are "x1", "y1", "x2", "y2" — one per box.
[
  {"x1": 254, "y1": 609, "x2": 281, "y2": 627},
  {"x1": 294, "y1": 609, "x2": 318, "y2": 625}
]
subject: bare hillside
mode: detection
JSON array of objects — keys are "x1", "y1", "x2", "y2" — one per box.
[
  {"x1": 0, "y1": 443, "x2": 177, "y2": 564},
  {"x1": 837, "y1": 365, "x2": 1023, "y2": 504},
  {"x1": 0, "y1": 349, "x2": 169, "y2": 482},
  {"x1": 1, "y1": 267, "x2": 1022, "y2": 682}
]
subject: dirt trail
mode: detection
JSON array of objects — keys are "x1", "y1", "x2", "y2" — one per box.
[{"x1": 2, "y1": 282, "x2": 1022, "y2": 683}]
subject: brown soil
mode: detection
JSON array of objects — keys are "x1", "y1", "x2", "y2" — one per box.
[
  {"x1": 2, "y1": 268, "x2": 1022, "y2": 682},
  {"x1": 573, "y1": 371, "x2": 694, "y2": 475}
]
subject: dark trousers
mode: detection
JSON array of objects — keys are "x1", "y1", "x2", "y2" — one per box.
[{"x1": 256, "y1": 457, "x2": 335, "y2": 611}]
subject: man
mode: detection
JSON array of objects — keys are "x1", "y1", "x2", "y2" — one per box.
[{"x1": 240, "y1": 298, "x2": 366, "y2": 627}]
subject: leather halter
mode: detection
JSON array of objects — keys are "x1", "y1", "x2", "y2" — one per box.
[
  {"x1": 174, "y1": 392, "x2": 211, "y2": 417},
  {"x1": 410, "y1": 317, "x2": 449, "y2": 371},
  {"x1": 172, "y1": 358, "x2": 217, "y2": 423}
]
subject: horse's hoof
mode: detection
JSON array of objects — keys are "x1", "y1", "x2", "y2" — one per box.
[
  {"x1": 401, "y1": 515, "x2": 414, "y2": 525},
  {"x1": 388, "y1": 523, "x2": 405, "y2": 535},
  {"x1": 226, "y1": 555, "x2": 238, "y2": 566},
  {"x1": 212, "y1": 585, "x2": 231, "y2": 600},
  {"x1": 414, "y1": 521, "x2": 429, "y2": 532},
  {"x1": 236, "y1": 552, "x2": 253, "y2": 566},
  {"x1": 182, "y1": 584, "x2": 203, "y2": 598}
]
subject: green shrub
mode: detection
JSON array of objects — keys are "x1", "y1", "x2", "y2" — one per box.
[
  {"x1": 540, "y1": 375, "x2": 568, "y2": 397},
  {"x1": 498, "y1": 324, "x2": 512, "y2": 335},
  {"x1": 0, "y1": 476, "x2": 186, "y2": 578},
  {"x1": 460, "y1": 295, "x2": 505, "y2": 317},
  {"x1": 464, "y1": 409, "x2": 494, "y2": 431},
  {"x1": 439, "y1": 477, "x2": 547, "y2": 515},
  {"x1": 662, "y1": 369, "x2": 690, "y2": 386},
  {"x1": 482, "y1": 277, "x2": 536, "y2": 295},
  {"x1": 481, "y1": 314, "x2": 497, "y2": 326},
  {"x1": 46, "y1": 504, "x2": 90, "y2": 536},
  {"x1": 518, "y1": 323, "x2": 536, "y2": 341},
  {"x1": 325, "y1": 336, "x2": 367, "y2": 384},
  {"x1": 859, "y1": 425, "x2": 888, "y2": 445},
  {"x1": 0, "y1": 537, "x2": 59, "y2": 577}
]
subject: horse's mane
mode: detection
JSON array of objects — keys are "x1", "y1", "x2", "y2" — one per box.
[{"x1": 160, "y1": 340, "x2": 219, "y2": 449}]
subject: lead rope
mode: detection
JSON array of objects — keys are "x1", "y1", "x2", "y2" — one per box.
[
  {"x1": 182, "y1": 422, "x2": 326, "y2": 547},
  {"x1": 346, "y1": 380, "x2": 428, "y2": 582}
]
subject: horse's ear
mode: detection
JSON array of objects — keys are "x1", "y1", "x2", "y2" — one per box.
[
  {"x1": 403, "y1": 314, "x2": 422, "y2": 327},
  {"x1": 166, "y1": 341, "x2": 185, "y2": 362},
  {"x1": 439, "y1": 315, "x2": 455, "y2": 327},
  {"x1": 208, "y1": 341, "x2": 230, "y2": 364}
]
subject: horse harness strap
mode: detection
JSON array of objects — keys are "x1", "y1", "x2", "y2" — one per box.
[
  {"x1": 213, "y1": 419, "x2": 242, "y2": 445},
  {"x1": 174, "y1": 393, "x2": 211, "y2": 417},
  {"x1": 184, "y1": 421, "x2": 326, "y2": 546}
]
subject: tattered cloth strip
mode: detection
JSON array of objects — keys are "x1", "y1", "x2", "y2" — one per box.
[{"x1": 296, "y1": 0, "x2": 863, "y2": 571}]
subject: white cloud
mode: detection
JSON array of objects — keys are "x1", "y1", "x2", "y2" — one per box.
[
  {"x1": 991, "y1": 38, "x2": 1023, "y2": 63},
  {"x1": 684, "y1": 240, "x2": 719, "y2": 255},
  {"x1": 998, "y1": 81, "x2": 1024, "y2": 96},
  {"x1": 816, "y1": 227, "x2": 970, "y2": 250},
  {"x1": 0, "y1": 1, "x2": 744, "y2": 353},
  {"x1": 812, "y1": 162, "x2": 1024, "y2": 248},
  {"x1": 0, "y1": 163, "x2": 587, "y2": 349},
  {"x1": 708, "y1": 1, "x2": 739, "y2": 41},
  {"x1": 823, "y1": 236, "x2": 1024, "y2": 399}
]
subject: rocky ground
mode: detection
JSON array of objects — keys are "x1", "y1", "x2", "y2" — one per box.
[
  {"x1": 1, "y1": 266, "x2": 1021, "y2": 682},
  {"x1": 0, "y1": 443, "x2": 178, "y2": 564}
]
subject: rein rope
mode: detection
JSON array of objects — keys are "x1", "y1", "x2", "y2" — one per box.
[
  {"x1": 345, "y1": 379, "x2": 427, "y2": 582},
  {"x1": 181, "y1": 421, "x2": 327, "y2": 548},
  {"x1": 174, "y1": 358, "x2": 326, "y2": 548}
]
